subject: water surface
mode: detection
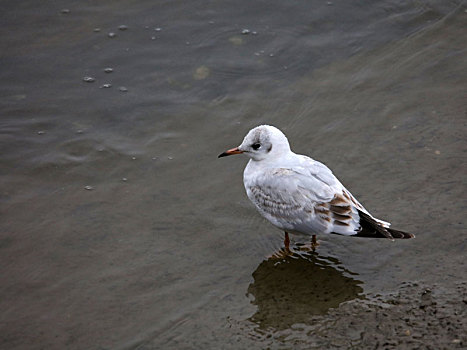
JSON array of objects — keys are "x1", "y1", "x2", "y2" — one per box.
[{"x1": 0, "y1": 1, "x2": 466, "y2": 349}]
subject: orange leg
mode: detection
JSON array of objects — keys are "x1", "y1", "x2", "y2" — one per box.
[
  {"x1": 270, "y1": 232, "x2": 292, "y2": 259},
  {"x1": 284, "y1": 231, "x2": 290, "y2": 252},
  {"x1": 311, "y1": 234, "x2": 320, "y2": 250}
]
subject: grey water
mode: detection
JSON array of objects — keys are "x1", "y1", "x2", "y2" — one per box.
[{"x1": 0, "y1": 1, "x2": 465, "y2": 349}]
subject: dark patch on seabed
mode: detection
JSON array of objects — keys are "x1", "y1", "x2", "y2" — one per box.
[
  {"x1": 234, "y1": 281, "x2": 467, "y2": 349},
  {"x1": 247, "y1": 252, "x2": 364, "y2": 329}
]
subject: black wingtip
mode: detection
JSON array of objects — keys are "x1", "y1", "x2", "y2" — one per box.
[
  {"x1": 354, "y1": 210, "x2": 415, "y2": 239},
  {"x1": 387, "y1": 227, "x2": 416, "y2": 239}
]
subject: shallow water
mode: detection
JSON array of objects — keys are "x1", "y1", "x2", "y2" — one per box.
[{"x1": 1, "y1": 1, "x2": 466, "y2": 349}]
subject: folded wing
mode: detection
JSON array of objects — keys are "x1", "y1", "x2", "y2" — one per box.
[{"x1": 245, "y1": 164, "x2": 363, "y2": 236}]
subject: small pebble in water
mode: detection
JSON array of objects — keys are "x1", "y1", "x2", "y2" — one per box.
[
  {"x1": 118, "y1": 25, "x2": 128, "y2": 31},
  {"x1": 93, "y1": 28, "x2": 101, "y2": 32},
  {"x1": 241, "y1": 29, "x2": 250, "y2": 35},
  {"x1": 76, "y1": 130, "x2": 83, "y2": 134},
  {"x1": 151, "y1": 36, "x2": 156, "y2": 40},
  {"x1": 168, "y1": 156, "x2": 173, "y2": 160},
  {"x1": 84, "y1": 185, "x2": 94, "y2": 191},
  {"x1": 118, "y1": 87, "x2": 128, "y2": 92},
  {"x1": 152, "y1": 157, "x2": 158, "y2": 160},
  {"x1": 132, "y1": 157, "x2": 137, "y2": 160},
  {"x1": 82, "y1": 76, "x2": 95, "y2": 83},
  {"x1": 269, "y1": 53, "x2": 275, "y2": 57},
  {"x1": 108, "y1": 32, "x2": 116, "y2": 38},
  {"x1": 122, "y1": 177, "x2": 128, "y2": 182},
  {"x1": 100, "y1": 84, "x2": 112, "y2": 88},
  {"x1": 154, "y1": 27, "x2": 162, "y2": 32},
  {"x1": 37, "y1": 131, "x2": 45, "y2": 135},
  {"x1": 60, "y1": 9, "x2": 70, "y2": 14},
  {"x1": 229, "y1": 36, "x2": 243, "y2": 46},
  {"x1": 193, "y1": 66, "x2": 210, "y2": 80},
  {"x1": 104, "y1": 67, "x2": 113, "y2": 73},
  {"x1": 252, "y1": 31, "x2": 258, "y2": 35}
]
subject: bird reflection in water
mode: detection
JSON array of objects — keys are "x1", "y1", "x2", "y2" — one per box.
[{"x1": 247, "y1": 249, "x2": 364, "y2": 330}]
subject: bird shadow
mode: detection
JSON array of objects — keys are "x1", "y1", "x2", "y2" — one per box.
[{"x1": 246, "y1": 248, "x2": 364, "y2": 330}]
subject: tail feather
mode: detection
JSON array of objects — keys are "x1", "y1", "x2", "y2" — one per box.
[
  {"x1": 386, "y1": 227, "x2": 416, "y2": 239},
  {"x1": 353, "y1": 210, "x2": 415, "y2": 239}
]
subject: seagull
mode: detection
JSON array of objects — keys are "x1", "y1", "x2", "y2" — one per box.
[{"x1": 218, "y1": 125, "x2": 414, "y2": 252}]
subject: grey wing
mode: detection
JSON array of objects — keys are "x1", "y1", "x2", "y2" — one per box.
[
  {"x1": 303, "y1": 157, "x2": 391, "y2": 228},
  {"x1": 246, "y1": 167, "x2": 362, "y2": 235}
]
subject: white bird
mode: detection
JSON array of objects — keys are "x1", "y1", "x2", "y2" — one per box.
[{"x1": 219, "y1": 125, "x2": 414, "y2": 251}]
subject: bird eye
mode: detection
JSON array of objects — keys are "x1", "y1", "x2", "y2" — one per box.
[{"x1": 252, "y1": 143, "x2": 261, "y2": 150}]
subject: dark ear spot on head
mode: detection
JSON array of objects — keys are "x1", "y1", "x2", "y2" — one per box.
[{"x1": 266, "y1": 144, "x2": 272, "y2": 152}]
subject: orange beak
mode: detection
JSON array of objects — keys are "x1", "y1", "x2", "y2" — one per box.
[{"x1": 218, "y1": 147, "x2": 244, "y2": 158}]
